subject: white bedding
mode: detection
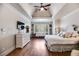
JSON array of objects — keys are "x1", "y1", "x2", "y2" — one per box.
[
  {"x1": 45, "y1": 35, "x2": 63, "y2": 40},
  {"x1": 45, "y1": 35, "x2": 79, "y2": 52},
  {"x1": 45, "y1": 35, "x2": 79, "y2": 44}
]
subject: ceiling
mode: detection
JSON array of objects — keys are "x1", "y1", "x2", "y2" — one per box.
[
  {"x1": 20, "y1": 3, "x2": 52, "y2": 18},
  {"x1": 19, "y1": 3, "x2": 66, "y2": 18},
  {"x1": 12, "y1": 3, "x2": 79, "y2": 20}
]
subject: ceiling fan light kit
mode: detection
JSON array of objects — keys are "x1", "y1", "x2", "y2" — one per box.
[
  {"x1": 34, "y1": 3, "x2": 51, "y2": 11},
  {"x1": 40, "y1": 7, "x2": 44, "y2": 11}
]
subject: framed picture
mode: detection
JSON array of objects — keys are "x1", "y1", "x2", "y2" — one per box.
[{"x1": 26, "y1": 26, "x2": 29, "y2": 33}]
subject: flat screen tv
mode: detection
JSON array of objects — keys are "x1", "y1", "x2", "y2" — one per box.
[
  {"x1": 17, "y1": 21, "x2": 25, "y2": 30},
  {"x1": 17, "y1": 21, "x2": 24, "y2": 25}
]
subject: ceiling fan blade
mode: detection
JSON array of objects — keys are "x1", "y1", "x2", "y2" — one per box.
[
  {"x1": 43, "y1": 7, "x2": 47, "y2": 11},
  {"x1": 44, "y1": 4, "x2": 51, "y2": 7}
]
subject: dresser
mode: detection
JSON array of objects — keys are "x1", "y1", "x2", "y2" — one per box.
[{"x1": 16, "y1": 33, "x2": 30, "y2": 48}]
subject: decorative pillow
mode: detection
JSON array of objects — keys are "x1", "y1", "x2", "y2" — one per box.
[
  {"x1": 64, "y1": 32, "x2": 72, "y2": 38},
  {"x1": 72, "y1": 31, "x2": 78, "y2": 37},
  {"x1": 57, "y1": 32, "x2": 63, "y2": 37}
]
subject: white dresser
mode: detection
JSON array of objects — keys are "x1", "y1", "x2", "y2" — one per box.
[{"x1": 16, "y1": 33, "x2": 30, "y2": 48}]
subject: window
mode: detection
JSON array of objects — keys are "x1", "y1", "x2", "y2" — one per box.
[{"x1": 33, "y1": 24, "x2": 49, "y2": 35}]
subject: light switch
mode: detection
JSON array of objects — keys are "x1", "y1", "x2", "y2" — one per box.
[
  {"x1": 1, "y1": 28, "x2": 4, "y2": 32},
  {"x1": 0, "y1": 28, "x2": 5, "y2": 34}
]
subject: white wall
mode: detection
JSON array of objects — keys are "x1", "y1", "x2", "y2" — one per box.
[
  {"x1": 61, "y1": 8, "x2": 79, "y2": 32},
  {"x1": 18, "y1": 14, "x2": 31, "y2": 33},
  {"x1": 20, "y1": 3, "x2": 35, "y2": 18},
  {"x1": 0, "y1": 4, "x2": 31, "y2": 55},
  {"x1": 50, "y1": 3, "x2": 66, "y2": 17}
]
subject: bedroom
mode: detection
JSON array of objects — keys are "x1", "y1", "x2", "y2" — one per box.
[{"x1": 0, "y1": 3, "x2": 79, "y2": 56}]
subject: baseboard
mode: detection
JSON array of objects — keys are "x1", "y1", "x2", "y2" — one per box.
[{"x1": 0, "y1": 46, "x2": 15, "y2": 56}]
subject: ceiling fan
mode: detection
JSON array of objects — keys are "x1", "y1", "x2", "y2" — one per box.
[{"x1": 34, "y1": 3, "x2": 51, "y2": 11}]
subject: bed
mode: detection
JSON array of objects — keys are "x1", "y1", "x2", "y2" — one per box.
[{"x1": 45, "y1": 35, "x2": 79, "y2": 52}]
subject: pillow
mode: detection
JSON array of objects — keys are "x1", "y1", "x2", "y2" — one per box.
[
  {"x1": 64, "y1": 32, "x2": 72, "y2": 38},
  {"x1": 72, "y1": 31, "x2": 78, "y2": 37},
  {"x1": 57, "y1": 32, "x2": 63, "y2": 37}
]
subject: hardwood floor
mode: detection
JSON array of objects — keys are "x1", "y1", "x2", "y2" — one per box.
[{"x1": 8, "y1": 38, "x2": 71, "y2": 56}]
